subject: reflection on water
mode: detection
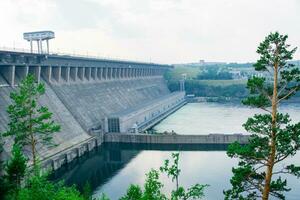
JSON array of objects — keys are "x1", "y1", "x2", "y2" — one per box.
[
  {"x1": 52, "y1": 143, "x2": 300, "y2": 200},
  {"x1": 51, "y1": 144, "x2": 140, "y2": 190},
  {"x1": 51, "y1": 143, "x2": 228, "y2": 191},
  {"x1": 53, "y1": 102, "x2": 300, "y2": 200}
]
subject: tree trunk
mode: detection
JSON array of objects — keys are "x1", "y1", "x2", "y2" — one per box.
[
  {"x1": 29, "y1": 110, "x2": 37, "y2": 169},
  {"x1": 31, "y1": 134, "x2": 36, "y2": 167},
  {"x1": 262, "y1": 60, "x2": 279, "y2": 200}
]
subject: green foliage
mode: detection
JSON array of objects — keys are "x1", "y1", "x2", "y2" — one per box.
[
  {"x1": 160, "y1": 153, "x2": 181, "y2": 190},
  {"x1": 171, "y1": 184, "x2": 207, "y2": 200},
  {"x1": 254, "y1": 32, "x2": 297, "y2": 72},
  {"x1": 195, "y1": 79, "x2": 248, "y2": 86},
  {"x1": 120, "y1": 185, "x2": 143, "y2": 200},
  {"x1": 3, "y1": 74, "x2": 60, "y2": 167},
  {"x1": 197, "y1": 68, "x2": 233, "y2": 80},
  {"x1": 82, "y1": 182, "x2": 92, "y2": 200},
  {"x1": 98, "y1": 194, "x2": 110, "y2": 200},
  {"x1": 15, "y1": 175, "x2": 85, "y2": 200},
  {"x1": 160, "y1": 153, "x2": 208, "y2": 200},
  {"x1": 0, "y1": 76, "x2": 92, "y2": 200},
  {"x1": 164, "y1": 67, "x2": 199, "y2": 81},
  {"x1": 0, "y1": 175, "x2": 5, "y2": 199},
  {"x1": 5, "y1": 144, "x2": 28, "y2": 193},
  {"x1": 119, "y1": 169, "x2": 166, "y2": 200},
  {"x1": 119, "y1": 153, "x2": 207, "y2": 200},
  {"x1": 226, "y1": 114, "x2": 300, "y2": 199},
  {"x1": 0, "y1": 133, "x2": 6, "y2": 199},
  {"x1": 168, "y1": 80, "x2": 248, "y2": 98},
  {"x1": 143, "y1": 169, "x2": 166, "y2": 200},
  {"x1": 225, "y1": 32, "x2": 300, "y2": 200}
]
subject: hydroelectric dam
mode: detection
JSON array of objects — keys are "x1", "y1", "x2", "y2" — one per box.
[{"x1": 0, "y1": 49, "x2": 248, "y2": 171}]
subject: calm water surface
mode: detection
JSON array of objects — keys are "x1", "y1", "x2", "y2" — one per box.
[
  {"x1": 154, "y1": 102, "x2": 300, "y2": 134},
  {"x1": 54, "y1": 102, "x2": 300, "y2": 200}
]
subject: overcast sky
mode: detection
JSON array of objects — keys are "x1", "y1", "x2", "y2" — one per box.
[{"x1": 0, "y1": 0, "x2": 299, "y2": 64}]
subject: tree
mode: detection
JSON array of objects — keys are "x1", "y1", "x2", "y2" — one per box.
[
  {"x1": 160, "y1": 153, "x2": 208, "y2": 200},
  {"x1": 224, "y1": 32, "x2": 300, "y2": 200},
  {"x1": 160, "y1": 153, "x2": 181, "y2": 191},
  {"x1": 16, "y1": 174, "x2": 85, "y2": 200},
  {"x1": 5, "y1": 144, "x2": 28, "y2": 193},
  {"x1": 120, "y1": 169, "x2": 166, "y2": 200},
  {"x1": 120, "y1": 185, "x2": 143, "y2": 200},
  {"x1": 120, "y1": 153, "x2": 208, "y2": 200},
  {"x1": 0, "y1": 133, "x2": 6, "y2": 199},
  {"x1": 143, "y1": 169, "x2": 167, "y2": 200},
  {"x1": 3, "y1": 74, "x2": 60, "y2": 168}
]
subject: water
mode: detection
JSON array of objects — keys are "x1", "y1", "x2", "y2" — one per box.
[
  {"x1": 53, "y1": 102, "x2": 300, "y2": 200},
  {"x1": 154, "y1": 102, "x2": 300, "y2": 134}
]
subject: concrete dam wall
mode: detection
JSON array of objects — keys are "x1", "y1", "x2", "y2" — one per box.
[
  {"x1": 52, "y1": 77, "x2": 171, "y2": 132},
  {"x1": 0, "y1": 50, "x2": 185, "y2": 169},
  {"x1": 104, "y1": 133, "x2": 250, "y2": 145}
]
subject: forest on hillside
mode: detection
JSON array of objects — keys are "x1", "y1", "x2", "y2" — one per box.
[{"x1": 165, "y1": 63, "x2": 300, "y2": 99}]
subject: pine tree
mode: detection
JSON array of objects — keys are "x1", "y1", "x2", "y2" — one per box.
[
  {"x1": 5, "y1": 144, "x2": 27, "y2": 192},
  {"x1": 3, "y1": 74, "x2": 60, "y2": 168},
  {"x1": 0, "y1": 133, "x2": 6, "y2": 199},
  {"x1": 224, "y1": 32, "x2": 300, "y2": 200}
]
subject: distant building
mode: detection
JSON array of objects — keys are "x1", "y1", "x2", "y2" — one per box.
[{"x1": 199, "y1": 59, "x2": 205, "y2": 65}]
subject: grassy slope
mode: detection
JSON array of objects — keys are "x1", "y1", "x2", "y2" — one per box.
[
  {"x1": 196, "y1": 79, "x2": 247, "y2": 86},
  {"x1": 167, "y1": 66, "x2": 200, "y2": 80}
]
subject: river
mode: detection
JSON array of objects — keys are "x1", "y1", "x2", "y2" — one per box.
[{"x1": 52, "y1": 102, "x2": 300, "y2": 200}]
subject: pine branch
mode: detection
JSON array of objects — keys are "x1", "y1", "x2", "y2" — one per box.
[
  {"x1": 277, "y1": 82, "x2": 288, "y2": 96},
  {"x1": 275, "y1": 149, "x2": 296, "y2": 164},
  {"x1": 245, "y1": 180, "x2": 264, "y2": 194},
  {"x1": 272, "y1": 170, "x2": 290, "y2": 176},
  {"x1": 244, "y1": 171, "x2": 265, "y2": 193},
  {"x1": 277, "y1": 87, "x2": 298, "y2": 103},
  {"x1": 259, "y1": 107, "x2": 272, "y2": 114}
]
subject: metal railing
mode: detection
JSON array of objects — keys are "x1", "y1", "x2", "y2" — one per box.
[{"x1": 0, "y1": 46, "x2": 160, "y2": 65}]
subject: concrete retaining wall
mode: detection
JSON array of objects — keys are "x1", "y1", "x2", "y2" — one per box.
[
  {"x1": 41, "y1": 135, "x2": 104, "y2": 171},
  {"x1": 104, "y1": 133, "x2": 250, "y2": 144},
  {"x1": 113, "y1": 92, "x2": 186, "y2": 133},
  {"x1": 46, "y1": 133, "x2": 250, "y2": 171}
]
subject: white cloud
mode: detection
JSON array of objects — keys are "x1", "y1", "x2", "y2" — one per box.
[{"x1": 0, "y1": 0, "x2": 299, "y2": 63}]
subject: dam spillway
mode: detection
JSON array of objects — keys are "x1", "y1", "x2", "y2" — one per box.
[{"x1": 0, "y1": 50, "x2": 185, "y2": 170}]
